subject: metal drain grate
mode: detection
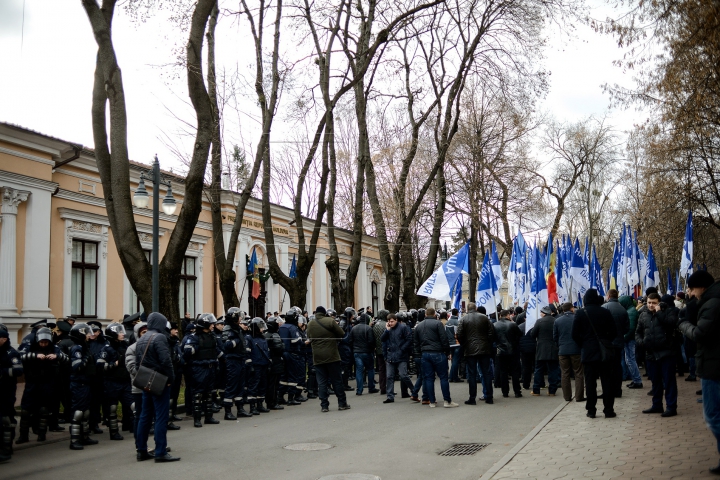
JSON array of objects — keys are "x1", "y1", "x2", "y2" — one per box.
[{"x1": 439, "y1": 443, "x2": 490, "y2": 456}]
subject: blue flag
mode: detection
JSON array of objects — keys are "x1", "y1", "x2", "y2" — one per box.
[
  {"x1": 666, "y1": 268, "x2": 675, "y2": 296},
  {"x1": 452, "y1": 275, "x2": 463, "y2": 310},
  {"x1": 476, "y1": 250, "x2": 499, "y2": 309},
  {"x1": 417, "y1": 241, "x2": 471, "y2": 300},
  {"x1": 644, "y1": 244, "x2": 660, "y2": 289},
  {"x1": 289, "y1": 254, "x2": 297, "y2": 279},
  {"x1": 525, "y1": 246, "x2": 549, "y2": 333},
  {"x1": 680, "y1": 210, "x2": 693, "y2": 279}
]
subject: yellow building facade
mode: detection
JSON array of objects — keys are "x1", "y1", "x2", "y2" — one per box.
[{"x1": 0, "y1": 122, "x2": 385, "y2": 344}]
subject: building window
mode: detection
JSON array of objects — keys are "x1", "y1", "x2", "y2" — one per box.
[
  {"x1": 371, "y1": 281, "x2": 379, "y2": 314},
  {"x1": 71, "y1": 240, "x2": 99, "y2": 317},
  {"x1": 128, "y1": 250, "x2": 152, "y2": 314},
  {"x1": 179, "y1": 256, "x2": 197, "y2": 318}
]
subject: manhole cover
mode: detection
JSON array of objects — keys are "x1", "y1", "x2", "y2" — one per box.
[
  {"x1": 284, "y1": 443, "x2": 333, "y2": 451},
  {"x1": 439, "y1": 443, "x2": 490, "y2": 456},
  {"x1": 318, "y1": 475, "x2": 380, "y2": 480}
]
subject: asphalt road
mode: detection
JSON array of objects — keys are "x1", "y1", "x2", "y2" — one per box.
[{"x1": 4, "y1": 380, "x2": 563, "y2": 480}]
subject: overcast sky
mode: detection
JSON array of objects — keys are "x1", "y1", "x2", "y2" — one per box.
[{"x1": 0, "y1": 0, "x2": 643, "y2": 172}]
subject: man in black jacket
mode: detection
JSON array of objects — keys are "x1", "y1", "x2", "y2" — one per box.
[
  {"x1": 636, "y1": 292, "x2": 679, "y2": 417},
  {"x1": 678, "y1": 271, "x2": 720, "y2": 474},
  {"x1": 351, "y1": 313, "x2": 377, "y2": 395},
  {"x1": 603, "y1": 289, "x2": 630, "y2": 397},
  {"x1": 572, "y1": 289, "x2": 618, "y2": 419},
  {"x1": 134, "y1": 313, "x2": 180, "y2": 463},
  {"x1": 531, "y1": 306, "x2": 561, "y2": 396},
  {"x1": 414, "y1": 307, "x2": 457, "y2": 408},
  {"x1": 456, "y1": 303, "x2": 495, "y2": 405},
  {"x1": 494, "y1": 310, "x2": 522, "y2": 398}
]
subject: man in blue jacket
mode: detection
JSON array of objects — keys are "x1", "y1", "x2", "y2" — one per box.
[
  {"x1": 381, "y1": 314, "x2": 414, "y2": 403},
  {"x1": 135, "y1": 312, "x2": 180, "y2": 463}
]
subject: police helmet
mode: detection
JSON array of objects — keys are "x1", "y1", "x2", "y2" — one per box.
[
  {"x1": 239, "y1": 315, "x2": 251, "y2": 326},
  {"x1": 266, "y1": 317, "x2": 279, "y2": 333},
  {"x1": 291, "y1": 306, "x2": 303, "y2": 316},
  {"x1": 0, "y1": 324, "x2": 8, "y2": 339},
  {"x1": 357, "y1": 313, "x2": 371, "y2": 324},
  {"x1": 409, "y1": 309, "x2": 418, "y2": 320},
  {"x1": 36, "y1": 327, "x2": 53, "y2": 344},
  {"x1": 250, "y1": 317, "x2": 267, "y2": 335},
  {"x1": 284, "y1": 309, "x2": 299, "y2": 324},
  {"x1": 226, "y1": 307, "x2": 243, "y2": 325},
  {"x1": 327, "y1": 309, "x2": 337, "y2": 318},
  {"x1": 344, "y1": 307, "x2": 357, "y2": 320},
  {"x1": 196, "y1": 313, "x2": 217, "y2": 329},
  {"x1": 70, "y1": 323, "x2": 92, "y2": 344},
  {"x1": 297, "y1": 316, "x2": 307, "y2": 326},
  {"x1": 105, "y1": 322, "x2": 126, "y2": 340}
]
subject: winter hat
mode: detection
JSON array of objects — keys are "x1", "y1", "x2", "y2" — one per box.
[
  {"x1": 583, "y1": 289, "x2": 604, "y2": 306},
  {"x1": 541, "y1": 305, "x2": 553, "y2": 315},
  {"x1": 688, "y1": 270, "x2": 715, "y2": 289},
  {"x1": 676, "y1": 292, "x2": 686, "y2": 300},
  {"x1": 314, "y1": 306, "x2": 327, "y2": 315}
]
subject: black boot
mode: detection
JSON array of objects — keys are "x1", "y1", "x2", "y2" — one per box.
[
  {"x1": 295, "y1": 392, "x2": 308, "y2": 402},
  {"x1": 193, "y1": 394, "x2": 203, "y2": 428},
  {"x1": 1, "y1": 416, "x2": 13, "y2": 459},
  {"x1": 69, "y1": 411, "x2": 84, "y2": 450},
  {"x1": 236, "y1": 401, "x2": 253, "y2": 418},
  {"x1": 108, "y1": 405, "x2": 123, "y2": 440},
  {"x1": 169, "y1": 399, "x2": 183, "y2": 422},
  {"x1": 223, "y1": 403, "x2": 237, "y2": 420},
  {"x1": 277, "y1": 394, "x2": 287, "y2": 405},
  {"x1": 256, "y1": 400, "x2": 270, "y2": 413},
  {"x1": 15, "y1": 410, "x2": 30, "y2": 444},
  {"x1": 37, "y1": 407, "x2": 48, "y2": 442},
  {"x1": 204, "y1": 398, "x2": 220, "y2": 425},
  {"x1": 249, "y1": 402, "x2": 260, "y2": 415},
  {"x1": 286, "y1": 393, "x2": 301, "y2": 406},
  {"x1": 81, "y1": 411, "x2": 99, "y2": 446}
]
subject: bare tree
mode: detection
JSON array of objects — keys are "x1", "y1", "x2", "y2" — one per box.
[{"x1": 82, "y1": 0, "x2": 216, "y2": 321}]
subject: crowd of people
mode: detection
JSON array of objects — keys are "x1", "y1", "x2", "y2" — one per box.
[{"x1": 1, "y1": 268, "x2": 719, "y2": 472}]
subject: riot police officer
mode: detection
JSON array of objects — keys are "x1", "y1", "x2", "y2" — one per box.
[
  {"x1": 264, "y1": 317, "x2": 285, "y2": 410},
  {"x1": 0, "y1": 324, "x2": 23, "y2": 462},
  {"x1": 221, "y1": 308, "x2": 253, "y2": 420},
  {"x1": 247, "y1": 318, "x2": 271, "y2": 414},
  {"x1": 279, "y1": 308, "x2": 305, "y2": 405},
  {"x1": 212, "y1": 317, "x2": 226, "y2": 412},
  {"x1": 86, "y1": 321, "x2": 106, "y2": 434},
  {"x1": 17, "y1": 327, "x2": 68, "y2": 444},
  {"x1": 97, "y1": 323, "x2": 133, "y2": 441},
  {"x1": 68, "y1": 323, "x2": 100, "y2": 450},
  {"x1": 184, "y1": 314, "x2": 221, "y2": 427}
]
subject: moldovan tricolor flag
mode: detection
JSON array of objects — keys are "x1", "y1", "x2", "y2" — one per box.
[
  {"x1": 250, "y1": 247, "x2": 261, "y2": 299},
  {"x1": 545, "y1": 232, "x2": 558, "y2": 303}
]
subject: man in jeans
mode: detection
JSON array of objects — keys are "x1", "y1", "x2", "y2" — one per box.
[
  {"x1": 554, "y1": 302, "x2": 584, "y2": 402},
  {"x1": 637, "y1": 292, "x2": 678, "y2": 417},
  {"x1": 446, "y1": 309, "x2": 462, "y2": 382},
  {"x1": 456, "y1": 303, "x2": 495, "y2": 405},
  {"x1": 678, "y1": 271, "x2": 720, "y2": 475},
  {"x1": 618, "y1": 295, "x2": 643, "y2": 389},
  {"x1": 350, "y1": 313, "x2": 378, "y2": 395},
  {"x1": 134, "y1": 313, "x2": 180, "y2": 463},
  {"x1": 381, "y1": 314, "x2": 414, "y2": 403},
  {"x1": 307, "y1": 307, "x2": 350, "y2": 413},
  {"x1": 413, "y1": 307, "x2": 458, "y2": 408}
]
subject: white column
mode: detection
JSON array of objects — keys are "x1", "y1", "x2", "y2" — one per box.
[
  {"x1": 237, "y1": 235, "x2": 250, "y2": 312},
  {"x1": 20, "y1": 186, "x2": 53, "y2": 319},
  {"x1": 0, "y1": 187, "x2": 29, "y2": 319},
  {"x1": 306, "y1": 269, "x2": 313, "y2": 313},
  {"x1": 277, "y1": 244, "x2": 288, "y2": 313},
  {"x1": 358, "y1": 259, "x2": 368, "y2": 309},
  {"x1": 317, "y1": 252, "x2": 328, "y2": 308}
]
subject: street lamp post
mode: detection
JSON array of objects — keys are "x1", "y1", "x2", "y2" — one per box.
[{"x1": 132, "y1": 155, "x2": 177, "y2": 312}]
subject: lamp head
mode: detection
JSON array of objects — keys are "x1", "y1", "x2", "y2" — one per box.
[
  {"x1": 133, "y1": 176, "x2": 149, "y2": 209},
  {"x1": 162, "y1": 183, "x2": 177, "y2": 215}
]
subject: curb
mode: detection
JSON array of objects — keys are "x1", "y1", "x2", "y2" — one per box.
[{"x1": 478, "y1": 399, "x2": 570, "y2": 480}]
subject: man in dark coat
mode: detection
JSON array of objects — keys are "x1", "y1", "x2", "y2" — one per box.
[
  {"x1": 603, "y1": 289, "x2": 630, "y2": 397},
  {"x1": 380, "y1": 313, "x2": 414, "y2": 403},
  {"x1": 494, "y1": 310, "x2": 523, "y2": 398},
  {"x1": 414, "y1": 307, "x2": 456, "y2": 407},
  {"x1": 636, "y1": 292, "x2": 679, "y2": 417},
  {"x1": 307, "y1": 306, "x2": 350, "y2": 412},
  {"x1": 572, "y1": 289, "x2": 618, "y2": 419},
  {"x1": 531, "y1": 306, "x2": 561, "y2": 396},
  {"x1": 678, "y1": 271, "x2": 720, "y2": 474},
  {"x1": 456, "y1": 303, "x2": 495, "y2": 405},
  {"x1": 554, "y1": 302, "x2": 584, "y2": 402},
  {"x1": 134, "y1": 313, "x2": 179, "y2": 463}
]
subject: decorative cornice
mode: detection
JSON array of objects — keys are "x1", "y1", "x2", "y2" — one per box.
[
  {"x1": 0, "y1": 170, "x2": 58, "y2": 193},
  {"x1": 58, "y1": 207, "x2": 110, "y2": 226},
  {"x1": 53, "y1": 167, "x2": 102, "y2": 183},
  {"x1": 0, "y1": 144, "x2": 56, "y2": 166}
]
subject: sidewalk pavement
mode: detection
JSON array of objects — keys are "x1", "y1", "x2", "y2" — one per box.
[{"x1": 482, "y1": 373, "x2": 718, "y2": 479}]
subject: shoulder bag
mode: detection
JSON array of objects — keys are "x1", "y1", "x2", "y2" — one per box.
[{"x1": 132, "y1": 334, "x2": 169, "y2": 396}]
